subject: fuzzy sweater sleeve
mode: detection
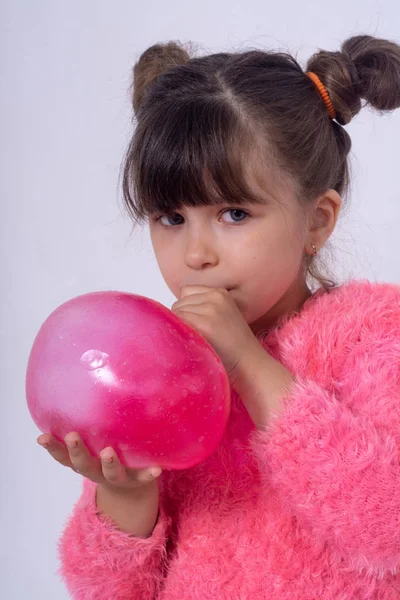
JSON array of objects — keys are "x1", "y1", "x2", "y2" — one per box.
[
  {"x1": 250, "y1": 283, "x2": 400, "y2": 577},
  {"x1": 58, "y1": 478, "x2": 172, "y2": 599}
]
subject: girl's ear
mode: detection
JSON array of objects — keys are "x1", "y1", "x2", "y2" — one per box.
[{"x1": 308, "y1": 189, "x2": 342, "y2": 249}]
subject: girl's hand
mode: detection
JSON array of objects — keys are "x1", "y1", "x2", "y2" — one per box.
[
  {"x1": 171, "y1": 285, "x2": 261, "y2": 381},
  {"x1": 37, "y1": 432, "x2": 162, "y2": 491}
]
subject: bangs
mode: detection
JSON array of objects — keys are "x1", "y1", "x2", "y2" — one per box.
[{"x1": 122, "y1": 97, "x2": 268, "y2": 222}]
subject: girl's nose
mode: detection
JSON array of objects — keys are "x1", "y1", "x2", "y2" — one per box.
[{"x1": 184, "y1": 233, "x2": 219, "y2": 270}]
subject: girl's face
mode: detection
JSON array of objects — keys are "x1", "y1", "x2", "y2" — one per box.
[{"x1": 149, "y1": 169, "x2": 315, "y2": 333}]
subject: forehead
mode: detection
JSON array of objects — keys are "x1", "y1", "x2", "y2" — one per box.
[
  {"x1": 141, "y1": 116, "x2": 300, "y2": 218},
  {"x1": 243, "y1": 142, "x2": 300, "y2": 205}
]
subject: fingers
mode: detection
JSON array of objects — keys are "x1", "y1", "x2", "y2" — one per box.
[
  {"x1": 100, "y1": 447, "x2": 162, "y2": 486},
  {"x1": 37, "y1": 433, "x2": 74, "y2": 468},
  {"x1": 64, "y1": 433, "x2": 102, "y2": 480},
  {"x1": 132, "y1": 465, "x2": 163, "y2": 485},
  {"x1": 99, "y1": 447, "x2": 129, "y2": 485},
  {"x1": 38, "y1": 432, "x2": 100, "y2": 479},
  {"x1": 37, "y1": 433, "x2": 162, "y2": 488}
]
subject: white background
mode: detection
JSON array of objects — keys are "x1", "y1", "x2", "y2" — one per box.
[{"x1": 1, "y1": 1, "x2": 399, "y2": 597}]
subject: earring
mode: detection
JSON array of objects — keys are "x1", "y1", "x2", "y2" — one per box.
[{"x1": 312, "y1": 243, "x2": 318, "y2": 256}]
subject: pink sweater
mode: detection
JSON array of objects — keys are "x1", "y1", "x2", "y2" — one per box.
[{"x1": 59, "y1": 279, "x2": 400, "y2": 599}]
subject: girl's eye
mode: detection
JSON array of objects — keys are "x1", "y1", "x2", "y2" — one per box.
[
  {"x1": 156, "y1": 208, "x2": 249, "y2": 227},
  {"x1": 158, "y1": 213, "x2": 184, "y2": 227},
  {"x1": 221, "y1": 209, "x2": 249, "y2": 224}
]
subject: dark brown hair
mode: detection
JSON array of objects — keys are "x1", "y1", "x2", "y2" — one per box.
[{"x1": 122, "y1": 35, "x2": 400, "y2": 290}]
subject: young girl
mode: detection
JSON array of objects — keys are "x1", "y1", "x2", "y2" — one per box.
[{"x1": 38, "y1": 35, "x2": 400, "y2": 599}]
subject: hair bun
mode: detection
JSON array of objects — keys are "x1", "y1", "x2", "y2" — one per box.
[
  {"x1": 307, "y1": 35, "x2": 400, "y2": 125},
  {"x1": 132, "y1": 41, "x2": 191, "y2": 116}
]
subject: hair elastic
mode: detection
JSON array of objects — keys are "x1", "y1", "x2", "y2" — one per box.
[{"x1": 306, "y1": 71, "x2": 336, "y2": 120}]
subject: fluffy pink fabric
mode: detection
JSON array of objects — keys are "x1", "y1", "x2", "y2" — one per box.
[{"x1": 59, "y1": 279, "x2": 400, "y2": 599}]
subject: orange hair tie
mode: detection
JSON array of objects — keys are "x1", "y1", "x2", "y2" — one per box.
[{"x1": 306, "y1": 71, "x2": 336, "y2": 120}]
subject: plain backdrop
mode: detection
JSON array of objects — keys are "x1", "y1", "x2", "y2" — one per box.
[{"x1": 1, "y1": 1, "x2": 399, "y2": 598}]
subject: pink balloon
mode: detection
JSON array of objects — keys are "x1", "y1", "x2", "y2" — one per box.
[{"x1": 26, "y1": 292, "x2": 231, "y2": 470}]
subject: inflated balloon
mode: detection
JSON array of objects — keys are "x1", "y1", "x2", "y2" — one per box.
[{"x1": 26, "y1": 292, "x2": 231, "y2": 470}]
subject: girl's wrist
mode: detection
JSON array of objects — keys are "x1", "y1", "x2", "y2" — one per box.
[{"x1": 97, "y1": 478, "x2": 158, "y2": 500}]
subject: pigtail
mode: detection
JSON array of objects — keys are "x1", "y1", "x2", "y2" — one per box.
[
  {"x1": 132, "y1": 41, "x2": 191, "y2": 116},
  {"x1": 307, "y1": 35, "x2": 400, "y2": 125}
]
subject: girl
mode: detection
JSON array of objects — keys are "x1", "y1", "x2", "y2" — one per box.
[{"x1": 38, "y1": 35, "x2": 400, "y2": 599}]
